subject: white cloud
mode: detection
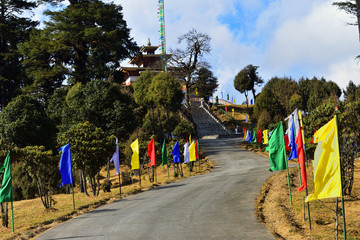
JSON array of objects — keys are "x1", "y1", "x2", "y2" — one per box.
[{"x1": 327, "y1": 58, "x2": 360, "y2": 91}]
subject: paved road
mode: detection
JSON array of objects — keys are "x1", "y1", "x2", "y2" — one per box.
[{"x1": 36, "y1": 138, "x2": 275, "y2": 240}]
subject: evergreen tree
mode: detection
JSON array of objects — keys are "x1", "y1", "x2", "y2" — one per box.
[
  {"x1": 23, "y1": 0, "x2": 139, "y2": 88},
  {"x1": 0, "y1": 0, "x2": 39, "y2": 110},
  {"x1": 192, "y1": 67, "x2": 218, "y2": 102}
]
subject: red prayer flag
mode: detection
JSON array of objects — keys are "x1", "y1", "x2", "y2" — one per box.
[
  {"x1": 309, "y1": 130, "x2": 317, "y2": 144},
  {"x1": 284, "y1": 134, "x2": 291, "y2": 151},
  {"x1": 225, "y1": 105, "x2": 227, "y2": 111},
  {"x1": 195, "y1": 141, "x2": 199, "y2": 160},
  {"x1": 147, "y1": 138, "x2": 156, "y2": 166},
  {"x1": 257, "y1": 129, "x2": 262, "y2": 143},
  {"x1": 296, "y1": 126, "x2": 307, "y2": 192}
]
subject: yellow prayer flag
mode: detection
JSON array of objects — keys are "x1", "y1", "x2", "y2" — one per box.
[
  {"x1": 189, "y1": 134, "x2": 191, "y2": 144},
  {"x1": 263, "y1": 129, "x2": 269, "y2": 145},
  {"x1": 189, "y1": 141, "x2": 196, "y2": 162},
  {"x1": 305, "y1": 117, "x2": 342, "y2": 202},
  {"x1": 130, "y1": 138, "x2": 140, "y2": 170},
  {"x1": 232, "y1": 108, "x2": 234, "y2": 117}
]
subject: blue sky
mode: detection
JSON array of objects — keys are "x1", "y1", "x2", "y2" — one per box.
[{"x1": 35, "y1": 0, "x2": 360, "y2": 103}]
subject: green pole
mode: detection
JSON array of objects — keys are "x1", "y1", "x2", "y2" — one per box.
[
  {"x1": 71, "y1": 183, "x2": 75, "y2": 210},
  {"x1": 11, "y1": 201, "x2": 14, "y2": 233},
  {"x1": 285, "y1": 161, "x2": 293, "y2": 206}
]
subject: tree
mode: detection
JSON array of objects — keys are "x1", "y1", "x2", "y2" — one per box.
[
  {"x1": 333, "y1": 1, "x2": 360, "y2": 42},
  {"x1": 58, "y1": 121, "x2": 115, "y2": 196},
  {"x1": 18, "y1": 146, "x2": 59, "y2": 208},
  {"x1": 234, "y1": 64, "x2": 263, "y2": 109},
  {"x1": 23, "y1": 0, "x2": 139, "y2": 86},
  {"x1": 52, "y1": 80, "x2": 136, "y2": 140},
  {"x1": 192, "y1": 67, "x2": 218, "y2": 102},
  {"x1": 149, "y1": 72, "x2": 184, "y2": 140},
  {"x1": 343, "y1": 80, "x2": 357, "y2": 102},
  {"x1": 170, "y1": 29, "x2": 211, "y2": 107},
  {"x1": 0, "y1": 0, "x2": 39, "y2": 110},
  {"x1": 0, "y1": 95, "x2": 56, "y2": 148}
]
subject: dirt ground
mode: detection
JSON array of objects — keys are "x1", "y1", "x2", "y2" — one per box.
[{"x1": 240, "y1": 141, "x2": 360, "y2": 240}]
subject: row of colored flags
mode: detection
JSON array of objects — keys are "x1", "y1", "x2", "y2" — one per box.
[
  {"x1": 243, "y1": 108, "x2": 343, "y2": 202},
  {"x1": 130, "y1": 137, "x2": 200, "y2": 170}
]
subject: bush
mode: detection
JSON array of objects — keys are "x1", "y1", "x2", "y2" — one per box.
[{"x1": 173, "y1": 120, "x2": 195, "y2": 139}]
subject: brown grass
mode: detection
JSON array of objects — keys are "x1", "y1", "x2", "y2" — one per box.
[
  {"x1": 239, "y1": 141, "x2": 360, "y2": 240},
  {"x1": 0, "y1": 156, "x2": 214, "y2": 240},
  {"x1": 210, "y1": 104, "x2": 252, "y2": 131}
]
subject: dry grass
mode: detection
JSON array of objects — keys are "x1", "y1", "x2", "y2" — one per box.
[
  {"x1": 239, "y1": 141, "x2": 360, "y2": 240},
  {"x1": 0, "y1": 157, "x2": 214, "y2": 240},
  {"x1": 210, "y1": 104, "x2": 252, "y2": 131}
]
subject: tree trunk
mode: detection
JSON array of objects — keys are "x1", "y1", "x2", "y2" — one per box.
[
  {"x1": 106, "y1": 159, "x2": 110, "y2": 180},
  {"x1": 185, "y1": 80, "x2": 190, "y2": 108},
  {"x1": 244, "y1": 91, "x2": 249, "y2": 112},
  {"x1": 251, "y1": 88, "x2": 256, "y2": 103},
  {"x1": 157, "y1": 109, "x2": 163, "y2": 145},
  {"x1": 1, "y1": 202, "x2": 8, "y2": 227},
  {"x1": 356, "y1": 0, "x2": 360, "y2": 42},
  {"x1": 82, "y1": 171, "x2": 89, "y2": 196},
  {"x1": 166, "y1": 109, "x2": 171, "y2": 140},
  {"x1": 151, "y1": 106, "x2": 156, "y2": 135},
  {"x1": 79, "y1": 170, "x2": 84, "y2": 193},
  {"x1": 96, "y1": 174, "x2": 100, "y2": 196}
]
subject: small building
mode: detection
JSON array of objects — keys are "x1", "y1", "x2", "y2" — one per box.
[{"x1": 121, "y1": 39, "x2": 172, "y2": 86}]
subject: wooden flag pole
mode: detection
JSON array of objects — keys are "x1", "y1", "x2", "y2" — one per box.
[
  {"x1": 179, "y1": 163, "x2": 183, "y2": 177},
  {"x1": 118, "y1": 173, "x2": 121, "y2": 195},
  {"x1": 11, "y1": 201, "x2": 14, "y2": 233}
]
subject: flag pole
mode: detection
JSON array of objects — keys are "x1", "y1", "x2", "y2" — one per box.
[
  {"x1": 335, "y1": 112, "x2": 347, "y2": 240},
  {"x1": 298, "y1": 110, "x2": 312, "y2": 230},
  {"x1": 10, "y1": 201, "x2": 14, "y2": 232},
  {"x1": 71, "y1": 183, "x2": 75, "y2": 210},
  {"x1": 285, "y1": 160, "x2": 293, "y2": 206}
]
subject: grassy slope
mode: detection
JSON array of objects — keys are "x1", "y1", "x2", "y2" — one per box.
[{"x1": 240, "y1": 141, "x2": 360, "y2": 240}]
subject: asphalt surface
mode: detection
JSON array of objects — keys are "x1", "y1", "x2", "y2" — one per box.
[{"x1": 36, "y1": 138, "x2": 275, "y2": 240}]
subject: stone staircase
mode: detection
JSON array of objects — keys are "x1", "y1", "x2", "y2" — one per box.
[{"x1": 190, "y1": 101, "x2": 233, "y2": 138}]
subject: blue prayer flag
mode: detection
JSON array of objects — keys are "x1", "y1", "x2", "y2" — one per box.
[
  {"x1": 110, "y1": 138, "x2": 120, "y2": 176},
  {"x1": 172, "y1": 141, "x2": 181, "y2": 163},
  {"x1": 58, "y1": 143, "x2": 73, "y2": 187}
]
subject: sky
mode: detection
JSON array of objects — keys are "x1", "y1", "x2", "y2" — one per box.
[{"x1": 34, "y1": 0, "x2": 360, "y2": 104}]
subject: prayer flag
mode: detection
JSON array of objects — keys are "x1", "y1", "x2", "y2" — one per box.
[
  {"x1": 266, "y1": 122, "x2": 287, "y2": 171},
  {"x1": 284, "y1": 134, "x2": 291, "y2": 151},
  {"x1": 250, "y1": 99, "x2": 253, "y2": 105},
  {"x1": 110, "y1": 138, "x2": 120, "y2": 176},
  {"x1": 131, "y1": 139, "x2": 140, "y2": 170},
  {"x1": 147, "y1": 138, "x2": 156, "y2": 167},
  {"x1": 232, "y1": 108, "x2": 235, "y2": 117},
  {"x1": 227, "y1": 93, "x2": 229, "y2": 100},
  {"x1": 246, "y1": 114, "x2": 248, "y2": 123},
  {"x1": 285, "y1": 109, "x2": 299, "y2": 161},
  {"x1": 245, "y1": 130, "x2": 250, "y2": 142},
  {"x1": 162, "y1": 139, "x2": 168, "y2": 166},
  {"x1": 257, "y1": 129, "x2": 262, "y2": 143},
  {"x1": 0, "y1": 151, "x2": 12, "y2": 202},
  {"x1": 296, "y1": 125, "x2": 307, "y2": 192},
  {"x1": 263, "y1": 129, "x2": 269, "y2": 145},
  {"x1": 172, "y1": 141, "x2": 181, "y2": 163},
  {"x1": 251, "y1": 129, "x2": 257, "y2": 143},
  {"x1": 306, "y1": 117, "x2": 342, "y2": 202},
  {"x1": 58, "y1": 143, "x2": 73, "y2": 188},
  {"x1": 195, "y1": 141, "x2": 199, "y2": 160},
  {"x1": 189, "y1": 134, "x2": 192, "y2": 144},
  {"x1": 183, "y1": 142, "x2": 190, "y2": 163},
  {"x1": 243, "y1": 127, "x2": 246, "y2": 141},
  {"x1": 189, "y1": 142, "x2": 196, "y2": 162}
]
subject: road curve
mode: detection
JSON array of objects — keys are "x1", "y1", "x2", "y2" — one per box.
[{"x1": 36, "y1": 138, "x2": 275, "y2": 240}]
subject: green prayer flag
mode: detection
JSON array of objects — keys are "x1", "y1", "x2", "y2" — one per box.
[
  {"x1": 266, "y1": 122, "x2": 287, "y2": 172},
  {"x1": 0, "y1": 150, "x2": 13, "y2": 202},
  {"x1": 251, "y1": 130, "x2": 257, "y2": 143},
  {"x1": 162, "y1": 139, "x2": 168, "y2": 166}
]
